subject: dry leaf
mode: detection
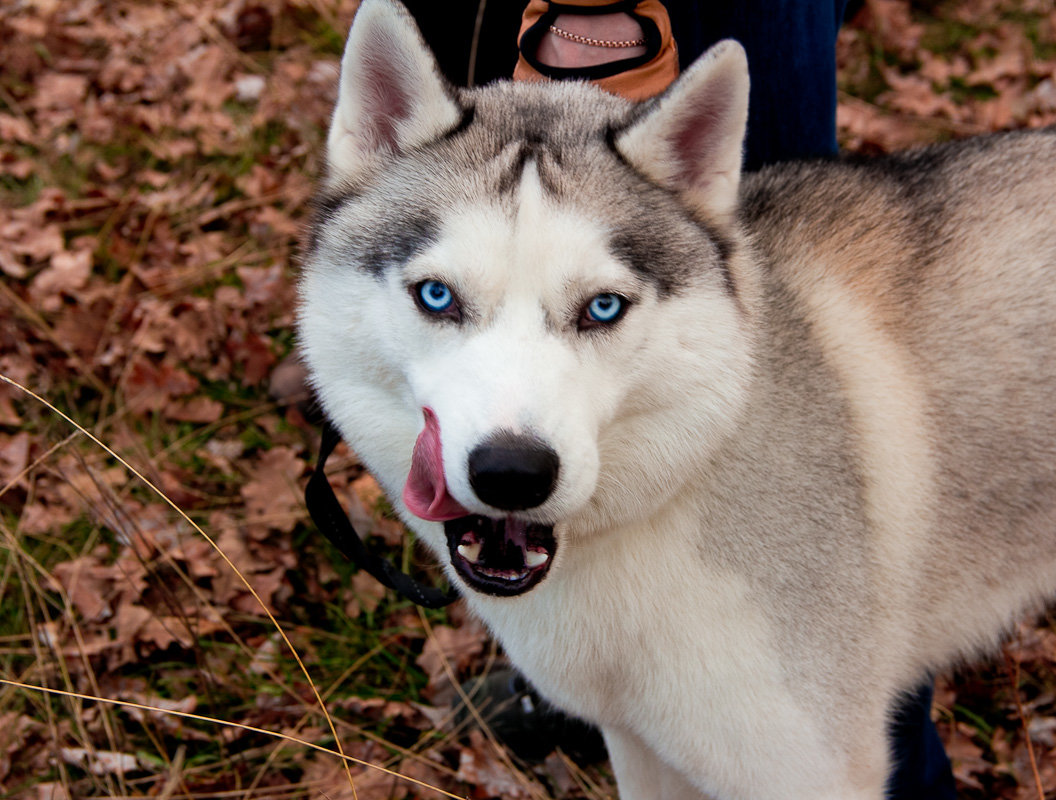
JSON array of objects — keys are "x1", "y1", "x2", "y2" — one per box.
[
  {"x1": 33, "y1": 73, "x2": 89, "y2": 111},
  {"x1": 60, "y1": 747, "x2": 139, "y2": 776},
  {"x1": 164, "y1": 395, "x2": 224, "y2": 423},
  {"x1": 345, "y1": 570, "x2": 387, "y2": 618},
  {"x1": 456, "y1": 730, "x2": 532, "y2": 799},
  {"x1": 51, "y1": 555, "x2": 115, "y2": 621},
  {"x1": 417, "y1": 622, "x2": 489, "y2": 705},
  {"x1": 0, "y1": 431, "x2": 30, "y2": 488},
  {"x1": 241, "y1": 445, "x2": 304, "y2": 535}
]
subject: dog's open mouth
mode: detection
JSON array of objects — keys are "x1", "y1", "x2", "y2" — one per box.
[
  {"x1": 444, "y1": 516, "x2": 556, "y2": 597},
  {"x1": 403, "y1": 408, "x2": 556, "y2": 597}
]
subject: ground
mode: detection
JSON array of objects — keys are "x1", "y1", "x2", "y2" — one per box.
[{"x1": 1, "y1": 0, "x2": 1056, "y2": 798}]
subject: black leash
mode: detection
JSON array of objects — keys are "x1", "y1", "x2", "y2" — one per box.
[{"x1": 305, "y1": 422, "x2": 459, "y2": 609}]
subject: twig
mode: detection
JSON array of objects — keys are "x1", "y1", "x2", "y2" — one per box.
[{"x1": 1005, "y1": 650, "x2": 1045, "y2": 800}]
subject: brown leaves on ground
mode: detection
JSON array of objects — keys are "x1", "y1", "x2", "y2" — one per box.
[
  {"x1": 1, "y1": 0, "x2": 1055, "y2": 798},
  {"x1": 932, "y1": 623, "x2": 1056, "y2": 799},
  {"x1": 417, "y1": 621, "x2": 490, "y2": 706},
  {"x1": 837, "y1": 0, "x2": 1056, "y2": 152}
]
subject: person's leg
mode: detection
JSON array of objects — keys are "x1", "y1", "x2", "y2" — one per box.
[
  {"x1": 400, "y1": 0, "x2": 843, "y2": 166},
  {"x1": 887, "y1": 682, "x2": 958, "y2": 799},
  {"x1": 398, "y1": 0, "x2": 523, "y2": 87},
  {"x1": 664, "y1": 0, "x2": 846, "y2": 168}
]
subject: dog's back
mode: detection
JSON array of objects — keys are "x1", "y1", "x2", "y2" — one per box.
[{"x1": 741, "y1": 131, "x2": 1056, "y2": 674}]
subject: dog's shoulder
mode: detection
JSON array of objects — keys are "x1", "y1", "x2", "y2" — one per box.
[
  {"x1": 738, "y1": 128, "x2": 1056, "y2": 304},
  {"x1": 741, "y1": 127, "x2": 1056, "y2": 233}
]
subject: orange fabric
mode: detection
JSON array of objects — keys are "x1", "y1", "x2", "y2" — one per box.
[{"x1": 513, "y1": 0, "x2": 678, "y2": 101}]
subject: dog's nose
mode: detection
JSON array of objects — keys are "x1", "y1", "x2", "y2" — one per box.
[{"x1": 468, "y1": 433, "x2": 559, "y2": 511}]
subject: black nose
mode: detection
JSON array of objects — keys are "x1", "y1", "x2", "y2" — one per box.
[{"x1": 468, "y1": 433, "x2": 560, "y2": 511}]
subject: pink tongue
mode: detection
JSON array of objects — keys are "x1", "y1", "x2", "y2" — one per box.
[{"x1": 402, "y1": 408, "x2": 470, "y2": 521}]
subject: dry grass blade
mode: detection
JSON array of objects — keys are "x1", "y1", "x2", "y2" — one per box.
[
  {"x1": 0, "y1": 373, "x2": 359, "y2": 796},
  {"x1": 0, "y1": 678, "x2": 468, "y2": 800},
  {"x1": 1005, "y1": 652, "x2": 1045, "y2": 800}
]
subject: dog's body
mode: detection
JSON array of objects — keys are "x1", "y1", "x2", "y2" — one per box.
[{"x1": 298, "y1": 2, "x2": 1056, "y2": 797}]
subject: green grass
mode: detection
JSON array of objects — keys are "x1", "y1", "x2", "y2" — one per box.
[
  {"x1": 918, "y1": 17, "x2": 983, "y2": 54},
  {"x1": 948, "y1": 77, "x2": 1001, "y2": 103}
]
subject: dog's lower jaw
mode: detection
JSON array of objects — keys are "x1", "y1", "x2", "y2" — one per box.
[{"x1": 444, "y1": 515, "x2": 556, "y2": 597}]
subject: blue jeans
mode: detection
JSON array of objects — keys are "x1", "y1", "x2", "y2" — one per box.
[
  {"x1": 664, "y1": 0, "x2": 844, "y2": 169},
  {"x1": 886, "y1": 682, "x2": 958, "y2": 799},
  {"x1": 410, "y1": 0, "x2": 840, "y2": 170}
]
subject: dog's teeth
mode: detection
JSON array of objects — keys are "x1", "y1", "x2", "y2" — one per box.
[
  {"x1": 525, "y1": 550, "x2": 549, "y2": 568},
  {"x1": 457, "y1": 542, "x2": 482, "y2": 563}
]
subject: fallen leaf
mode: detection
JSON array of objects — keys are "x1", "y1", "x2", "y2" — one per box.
[
  {"x1": 946, "y1": 722, "x2": 989, "y2": 787},
  {"x1": 240, "y1": 446, "x2": 304, "y2": 535},
  {"x1": 33, "y1": 73, "x2": 89, "y2": 111},
  {"x1": 30, "y1": 783, "x2": 69, "y2": 800},
  {"x1": 123, "y1": 358, "x2": 199, "y2": 414},
  {"x1": 0, "y1": 113, "x2": 34, "y2": 144},
  {"x1": 345, "y1": 570, "x2": 387, "y2": 618},
  {"x1": 879, "y1": 66, "x2": 960, "y2": 118},
  {"x1": 226, "y1": 329, "x2": 276, "y2": 386},
  {"x1": 456, "y1": 730, "x2": 532, "y2": 799},
  {"x1": 164, "y1": 395, "x2": 224, "y2": 423},
  {"x1": 51, "y1": 555, "x2": 115, "y2": 621},
  {"x1": 6, "y1": 221, "x2": 64, "y2": 263},
  {"x1": 0, "y1": 431, "x2": 30, "y2": 489},
  {"x1": 60, "y1": 747, "x2": 139, "y2": 776},
  {"x1": 417, "y1": 623, "x2": 489, "y2": 704},
  {"x1": 304, "y1": 758, "x2": 408, "y2": 800}
]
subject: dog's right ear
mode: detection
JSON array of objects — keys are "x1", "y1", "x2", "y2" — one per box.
[
  {"x1": 326, "y1": 0, "x2": 462, "y2": 188},
  {"x1": 614, "y1": 40, "x2": 749, "y2": 227}
]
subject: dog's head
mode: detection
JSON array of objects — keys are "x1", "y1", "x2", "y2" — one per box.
[{"x1": 299, "y1": 0, "x2": 757, "y2": 598}]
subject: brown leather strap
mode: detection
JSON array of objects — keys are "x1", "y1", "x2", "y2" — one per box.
[{"x1": 514, "y1": 0, "x2": 678, "y2": 101}]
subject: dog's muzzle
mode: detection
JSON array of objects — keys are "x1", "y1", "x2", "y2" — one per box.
[{"x1": 404, "y1": 412, "x2": 559, "y2": 597}]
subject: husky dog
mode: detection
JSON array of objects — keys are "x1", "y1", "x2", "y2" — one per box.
[{"x1": 298, "y1": 1, "x2": 1056, "y2": 797}]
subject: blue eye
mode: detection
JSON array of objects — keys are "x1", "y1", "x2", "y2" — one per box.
[
  {"x1": 584, "y1": 293, "x2": 625, "y2": 325},
  {"x1": 416, "y1": 280, "x2": 455, "y2": 314}
]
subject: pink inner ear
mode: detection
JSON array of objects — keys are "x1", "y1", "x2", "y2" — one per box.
[
  {"x1": 361, "y1": 33, "x2": 410, "y2": 152},
  {"x1": 402, "y1": 408, "x2": 469, "y2": 521},
  {"x1": 665, "y1": 64, "x2": 742, "y2": 193},
  {"x1": 671, "y1": 108, "x2": 719, "y2": 187}
]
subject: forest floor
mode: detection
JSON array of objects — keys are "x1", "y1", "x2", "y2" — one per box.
[{"x1": 2, "y1": 0, "x2": 1056, "y2": 798}]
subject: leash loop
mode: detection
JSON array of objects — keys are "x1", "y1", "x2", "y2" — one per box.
[{"x1": 305, "y1": 423, "x2": 459, "y2": 609}]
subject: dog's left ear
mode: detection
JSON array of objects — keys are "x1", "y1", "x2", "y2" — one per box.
[
  {"x1": 327, "y1": 0, "x2": 462, "y2": 188},
  {"x1": 615, "y1": 40, "x2": 749, "y2": 226}
]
